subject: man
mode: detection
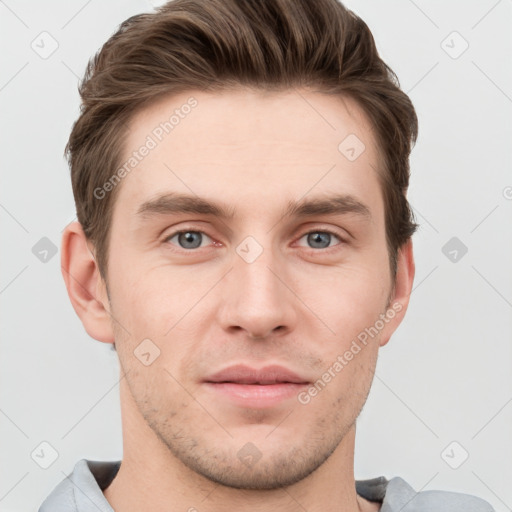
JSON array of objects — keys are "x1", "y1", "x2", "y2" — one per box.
[{"x1": 39, "y1": 0, "x2": 494, "y2": 510}]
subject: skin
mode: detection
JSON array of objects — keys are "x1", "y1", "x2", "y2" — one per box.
[{"x1": 62, "y1": 88, "x2": 415, "y2": 512}]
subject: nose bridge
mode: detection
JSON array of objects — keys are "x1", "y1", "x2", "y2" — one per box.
[{"x1": 221, "y1": 234, "x2": 296, "y2": 338}]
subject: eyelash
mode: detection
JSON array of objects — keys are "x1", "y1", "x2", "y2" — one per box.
[{"x1": 163, "y1": 227, "x2": 346, "y2": 253}]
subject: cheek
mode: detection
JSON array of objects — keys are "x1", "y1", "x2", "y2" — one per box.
[
  {"x1": 304, "y1": 265, "x2": 390, "y2": 333},
  {"x1": 297, "y1": 265, "x2": 390, "y2": 395},
  {"x1": 107, "y1": 254, "x2": 189, "y2": 334},
  {"x1": 297, "y1": 341, "x2": 378, "y2": 419},
  {"x1": 108, "y1": 263, "x2": 208, "y2": 380}
]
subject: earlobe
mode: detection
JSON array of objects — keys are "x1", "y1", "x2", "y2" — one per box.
[
  {"x1": 379, "y1": 239, "x2": 415, "y2": 347},
  {"x1": 61, "y1": 221, "x2": 115, "y2": 344}
]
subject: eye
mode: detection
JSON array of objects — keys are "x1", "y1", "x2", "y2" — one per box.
[
  {"x1": 163, "y1": 228, "x2": 344, "y2": 252},
  {"x1": 164, "y1": 230, "x2": 213, "y2": 250},
  {"x1": 297, "y1": 230, "x2": 344, "y2": 250}
]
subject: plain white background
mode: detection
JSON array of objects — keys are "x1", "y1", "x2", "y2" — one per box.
[{"x1": 1, "y1": 1, "x2": 511, "y2": 510}]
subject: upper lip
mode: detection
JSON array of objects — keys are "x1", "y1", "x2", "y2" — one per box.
[{"x1": 204, "y1": 364, "x2": 310, "y2": 385}]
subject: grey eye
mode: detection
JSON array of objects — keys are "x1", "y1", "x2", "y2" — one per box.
[
  {"x1": 306, "y1": 232, "x2": 335, "y2": 249},
  {"x1": 170, "y1": 231, "x2": 207, "y2": 249}
]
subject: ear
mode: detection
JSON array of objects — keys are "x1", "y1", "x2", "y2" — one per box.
[
  {"x1": 379, "y1": 239, "x2": 415, "y2": 347},
  {"x1": 61, "y1": 221, "x2": 115, "y2": 344}
]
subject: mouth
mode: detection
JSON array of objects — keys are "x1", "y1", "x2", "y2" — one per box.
[{"x1": 203, "y1": 364, "x2": 310, "y2": 408}]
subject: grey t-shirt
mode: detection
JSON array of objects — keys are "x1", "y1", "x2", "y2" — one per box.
[{"x1": 38, "y1": 459, "x2": 495, "y2": 512}]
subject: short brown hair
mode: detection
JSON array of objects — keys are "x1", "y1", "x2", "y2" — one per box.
[{"x1": 66, "y1": 0, "x2": 418, "y2": 282}]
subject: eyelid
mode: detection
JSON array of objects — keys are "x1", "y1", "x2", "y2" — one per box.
[{"x1": 296, "y1": 226, "x2": 347, "y2": 241}]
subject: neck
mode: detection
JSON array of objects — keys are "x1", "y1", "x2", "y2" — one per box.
[{"x1": 104, "y1": 373, "x2": 367, "y2": 512}]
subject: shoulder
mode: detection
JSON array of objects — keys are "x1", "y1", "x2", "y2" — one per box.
[
  {"x1": 385, "y1": 476, "x2": 496, "y2": 511},
  {"x1": 38, "y1": 459, "x2": 120, "y2": 512},
  {"x1": 38, "y1": 460, "x2": 84, "y2": 512},
  {"x1": 356, "y1": 476, "x2": 495, "y2": 511}
]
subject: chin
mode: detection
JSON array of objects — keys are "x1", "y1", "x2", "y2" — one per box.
[
  {"x1": 189, "y1": 456, "x2": 322, "y2": 490},
  {"x1": 165, "y1": 436, "x2": 340, "y2": 490}
]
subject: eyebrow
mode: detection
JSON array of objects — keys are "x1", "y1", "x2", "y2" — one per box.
[{"x1": 136, "y1": 192, "x2": 372, "y2": 222}]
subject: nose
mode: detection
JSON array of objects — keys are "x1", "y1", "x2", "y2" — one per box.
[{"x1": 218, "y1": 241, "x2": 298, "y2": 339}]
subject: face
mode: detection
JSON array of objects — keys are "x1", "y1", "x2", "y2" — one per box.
[{"x1": 103, "y1": 88, "x2": 405, "y2": 489}]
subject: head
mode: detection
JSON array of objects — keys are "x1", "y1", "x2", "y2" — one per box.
[{"x1": 62, "y1": 0, "x2": 417, "y2": 491}]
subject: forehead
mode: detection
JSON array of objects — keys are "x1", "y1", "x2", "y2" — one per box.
[{"x1": 113, "y1": 88, "x2": 383, "y2": 221}]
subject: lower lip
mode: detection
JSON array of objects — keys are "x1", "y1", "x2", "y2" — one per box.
[{"x1": 203, "y1": 382, "x2": 309, "y2": 408}]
